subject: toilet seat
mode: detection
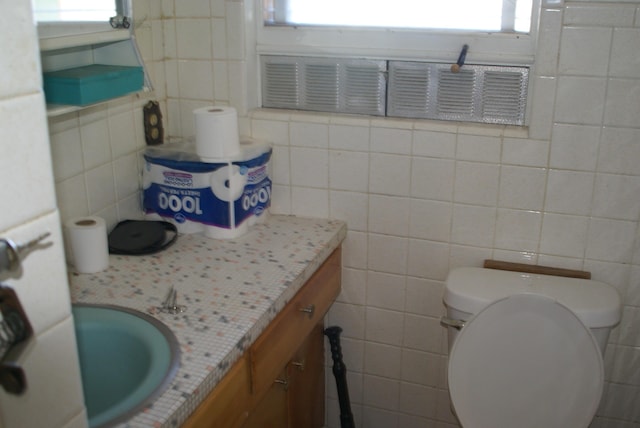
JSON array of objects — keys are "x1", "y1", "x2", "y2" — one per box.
[{"x1": 448, "y1": 293, "x2": 604, "y2": 428}]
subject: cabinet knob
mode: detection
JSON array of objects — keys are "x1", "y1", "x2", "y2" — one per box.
[
  {"x1": 299, "y1": 304, "x2": 315, "y2": 318},
  {"x1": 291, "y1": 360, "x2": 305, "y2": 371},
  {"x1": 274, "y1": 377, "x2": 289, "y2": 390}
]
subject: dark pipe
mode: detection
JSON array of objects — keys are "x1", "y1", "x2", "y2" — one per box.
[{"x1": 324, "y1": 326, "x2": 355, "y2": 428}]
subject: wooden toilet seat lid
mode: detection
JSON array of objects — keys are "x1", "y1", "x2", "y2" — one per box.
[{"x1": 448, "y1": 293, "x2": 603, "y2": 428}]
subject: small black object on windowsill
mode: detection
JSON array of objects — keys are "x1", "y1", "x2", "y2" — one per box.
[{"x1": 451, "y1": 44, "x2": 469, "y2": 73}]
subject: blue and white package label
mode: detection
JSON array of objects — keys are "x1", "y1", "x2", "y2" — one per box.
[{"x1": 143, "y1": 150, "x2": 271, "y2": 230}]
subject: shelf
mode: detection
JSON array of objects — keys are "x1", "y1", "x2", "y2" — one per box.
[{"x1": 39, "y1": 28, "x2": 130, "y2": 52}]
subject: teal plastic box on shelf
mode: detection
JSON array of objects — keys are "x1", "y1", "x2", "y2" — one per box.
[{"x1": 43, "y1": 64, "x2": 144, "y2": 106}]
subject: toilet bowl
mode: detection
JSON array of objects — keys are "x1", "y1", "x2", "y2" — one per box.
[{"x1": 442, "y1": 267, "x2": 621, "y2": 428}]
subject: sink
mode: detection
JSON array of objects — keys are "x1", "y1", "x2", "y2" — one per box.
[{"x1": 72, "y1": 304, "x2": 180, "y2": 428}]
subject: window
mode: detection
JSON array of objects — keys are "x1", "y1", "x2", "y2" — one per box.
[
  {"x1": 33, "y1": 0, "x2": 121, "y2": 22},
  {"x1": 265, "y1": 0, "x2": 533, "y2": 33},
  {"x1": 256, "y1": 1, "x2": 539, "y2": 125}
]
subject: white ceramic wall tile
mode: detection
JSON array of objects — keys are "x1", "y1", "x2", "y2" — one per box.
[
  {"x1": 175, "y1": 19, "x2": 213, "y2": 59},
  {"x1": 0, "y1": 93, "x2": 57, "y2": 232},
  {"x1": 80, "y1": 119, "x2": 111, "y2": 169},
  {"x1": 0, "y1": 317, "x2": 85, "y2": 428},
  {"x1": 368, "y1": 195, "x2": 410, "y2": 237},
  {"x1": 550, "y1": 124, "x2": 600, "y2": 171},
  {"x1": 290, "y1": 121, "x2": 329, "y2": 148},
  {"x1": 545, "y1": 169, "x2": 594, "y2": 215},
  {"x1": 399, "y1": 383, "x2": 438, "y2": 418},
  {"x1": 369, "y1": 154, "x2": 411, "y2": 196},
  {"x1": 177, "y1": 60, "x2": 214, "y2": 100},
  {"x1": 329, "y1": 124, "x2": 370, "y2": 151},
  {"x1": 410, "y1": 158, "x2": 455, "y2": 201},
  {"x1": 610, "y1": 29, "x2": 640, "y2": 78},
  {"x1": 451, "y1": 204, "x2": 497, "y2": 247},
  {"x1": 50, "y1": 126, "x2": 84, "y2": 181},
  {"x1": 0, "y1": 0, "x2": 41, "y2": 99},
  {"x1": 270, "y1": 145, "x2": 290, "y2": 185},
  {"x1": 290, "y1": 147, "x2": 328, "y2": 187},
  {"x1": 535, "y1": 9, "x2": 562, "y2": 77},
  {"x1": 329, "y1": 190, "x2": 369, "y2": 232},
  {"x1": 225, "y1": 2, "x2": 245, "y2": 61},
  {"x1": 498, "y1": 165, "x2": 547, "y2": 211},
  {"x1": 291, "y1": 186, "x2": 328, "y2": 217},
  {"x1": 364, "y1": 342, "x2": 402, "y2": 378},
  {"x1": 328, "y1": 302, "x2": 366, "y2": 340},
  {"x1": 213, "y1": 60, "x2": 229, "y2": 100},
  {"x1": 586, "y1": 218, "x2": 636, "y2": 263},
  {"x1": 563, "y1": 3, "x2": 635, "y2": 27},
  {"x1": 108, "y1": 109, "x2": 138, "y2": 158},
  {"x1": 412, "y1": 130, "x2": 456, "y2": 158},
  {"x1": 555, "y1": 76, "x2": 607, "y2": 125},
  {"x1": 455, "y1": 134, "x2": 501, "y2": 163},
  {"x1": 269, "y1": 183, "x2": 291, "y2": 214},
  {"x1": 404, "y1": 277, "x2": 445, "y2": 318},
  {"x1": 592, "y1": 174, "x2": 640, "y2": 221},
  {"x1": 527, "y1": 76, "x2": 556, "y2": 141},
  {"x1": 371, "y1": 127, "x2": 412, "y2": 155},
  {"x1": 402, "y1": 314, "x2": 442, "y2": 353},
  {"x1": 114, "y1": 153, "x2": 141, "y2": 199},
  {"x1": 400, "y1": 348, "x2": 441, "y2": 387},
  {"x1": 362, "y1": 375, "x2": 400, "y2": 411},
  {"x1": 604, "y1": 78, "x2": 640, "y2": 127},
  {"x1": 408, "y1": 199, "x2": 452, "y2": 242},
  {"x1": 558, "y1": 27, "x2": 612, "y2": 76},
  {"x1": 55, "y1": 176, "x2": 89, "y2": 224},
  {"x1": 251, "y1": 118, "x2": 289, "y2": 145},
  {"x1": 453, "y1": 162, "x2": 500, "y2": 206},
  {"x1": 494, "y1": 208, "x2": 542, "y2": 252},
  {"x1": 342, "y1": 230, "x2": 368, "y2": 270},
  {"x1": 540, "y1": 213, "x2": 589, "y2": 258},
  {"x1": 365, "y1": 307, "x2": 405, "y2": 346},
  {"x1": 329, "y1": 150, "x2": 369, "y2": 192},
  {"x1": 367, "y1": 233, "x2": 408, "y2": 275},
  {"x1": 175, "y1": 0, "x2": 210, "y2": 17},
  {"x1": 501, "y1": 137, "x2": 550, "y2": 167},
  {"x1": 598, "y1": 127, "x2": 640, "y2": 175},
  {"x1": 340, "y1": 267, "x2": 367, "y2": 305},
  {"x1": 85, "y1": 164, "x2": 116, "y2": 213},
  {"x1": 407, "y1": 239, "x2": 450, "y2": 281}
]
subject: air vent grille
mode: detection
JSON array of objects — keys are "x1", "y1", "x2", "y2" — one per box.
[{"x1": 262, "y1": 56, "x2": 528, "y2": 125}]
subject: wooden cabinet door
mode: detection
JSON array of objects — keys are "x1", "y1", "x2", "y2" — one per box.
[
  {"x1": 242, "y1": 367, "x2": 288, "y2": 428},
  {"x1": 288, "y1": 322, "x2": 325, "y2": 428}
]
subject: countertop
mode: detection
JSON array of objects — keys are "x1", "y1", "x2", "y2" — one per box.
[{"x1": 69, "y1": 215, "x2": 347, "y2": 427}]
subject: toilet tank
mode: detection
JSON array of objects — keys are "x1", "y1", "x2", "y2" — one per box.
[{"x1": 443, "y1": 267, "x2": 622, "y2": 353}]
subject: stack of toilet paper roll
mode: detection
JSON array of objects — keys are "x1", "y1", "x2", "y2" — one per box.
[{"x1": 193, "y1": 106, "x2": 240, "y2": 160}]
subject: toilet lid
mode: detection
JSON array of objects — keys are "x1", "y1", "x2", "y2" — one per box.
[{"x1": 448, "y1": 293, "x2": 604, "y2": 428}]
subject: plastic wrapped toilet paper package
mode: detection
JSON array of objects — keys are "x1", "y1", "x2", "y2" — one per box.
[{"x1": 142, "y1": 139, "x2": 272, "y2": 239}]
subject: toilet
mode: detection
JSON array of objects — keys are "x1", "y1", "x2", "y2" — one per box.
[{"x1": 442, "y1": 267, "x2": 621, "y2": 428}]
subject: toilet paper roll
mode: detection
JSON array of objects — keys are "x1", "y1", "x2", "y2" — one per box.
[
  {"x1": 194, "y1": 106, "x2": 240, "y2": 159},
  {"x1": 204, "y1": 222, "x2": 249, "y2": 240},
  {"x1": 210, "y1": 164, "x2": 247, "y2": 202},
  {"x1": 65, "y1": 216, "x2": 109, "y2": 274}
]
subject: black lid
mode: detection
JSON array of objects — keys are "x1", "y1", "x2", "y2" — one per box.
[{"x1": 108, "y1": 220, "x2": 177, "y2": 255}]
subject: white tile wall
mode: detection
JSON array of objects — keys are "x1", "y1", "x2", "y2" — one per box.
[
  {"x1": 40, "y1": 1, "x2": 640, "y2": 428},
  {"x1": 0, "y1": 1, "x2": 85, "y2": 426}
]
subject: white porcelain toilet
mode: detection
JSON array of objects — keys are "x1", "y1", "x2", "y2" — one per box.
[{"x1": 442, "y1": 267, "x2": 621, "y2": 428}]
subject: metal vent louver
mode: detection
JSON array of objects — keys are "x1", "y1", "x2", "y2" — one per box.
[
  {"x1": 263, "y1": 59, "x2": 299, "y2": 108},
  {"x1": 261, "y1": 56, "x2": 386, "y2": 116},
  {"x1": 262, "y1": 56, "x2": 528, "y2": 125}
]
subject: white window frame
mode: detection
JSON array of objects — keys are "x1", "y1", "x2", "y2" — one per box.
[{"x1": 256, "y1": 1, "x2": 541, "y2": 66}]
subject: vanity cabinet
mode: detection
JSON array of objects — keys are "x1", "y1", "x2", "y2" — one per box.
[{"x1": 182, "y1": 247, "x2": 341, "y2": 428}]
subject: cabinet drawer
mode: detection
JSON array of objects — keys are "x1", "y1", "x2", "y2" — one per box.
[
  {"x1": 182, "y1": 354, "x2": 251, "y2": 428},
  {"x1": 249, "y1": 248, "x2": 341, "y2": 396}
]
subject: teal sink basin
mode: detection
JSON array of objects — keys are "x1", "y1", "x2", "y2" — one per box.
[{"x1": 72, "y1": 304, "x2": 180, "y2": 428}]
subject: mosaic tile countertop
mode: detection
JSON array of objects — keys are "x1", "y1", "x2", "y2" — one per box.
[{"x1": 69, "y1": 215, "x2": 346, "y2": 427}]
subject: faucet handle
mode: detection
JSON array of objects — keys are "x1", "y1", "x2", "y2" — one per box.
[{"x1": 0, "y1": 232, "x2": 51, "y2": 274}]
